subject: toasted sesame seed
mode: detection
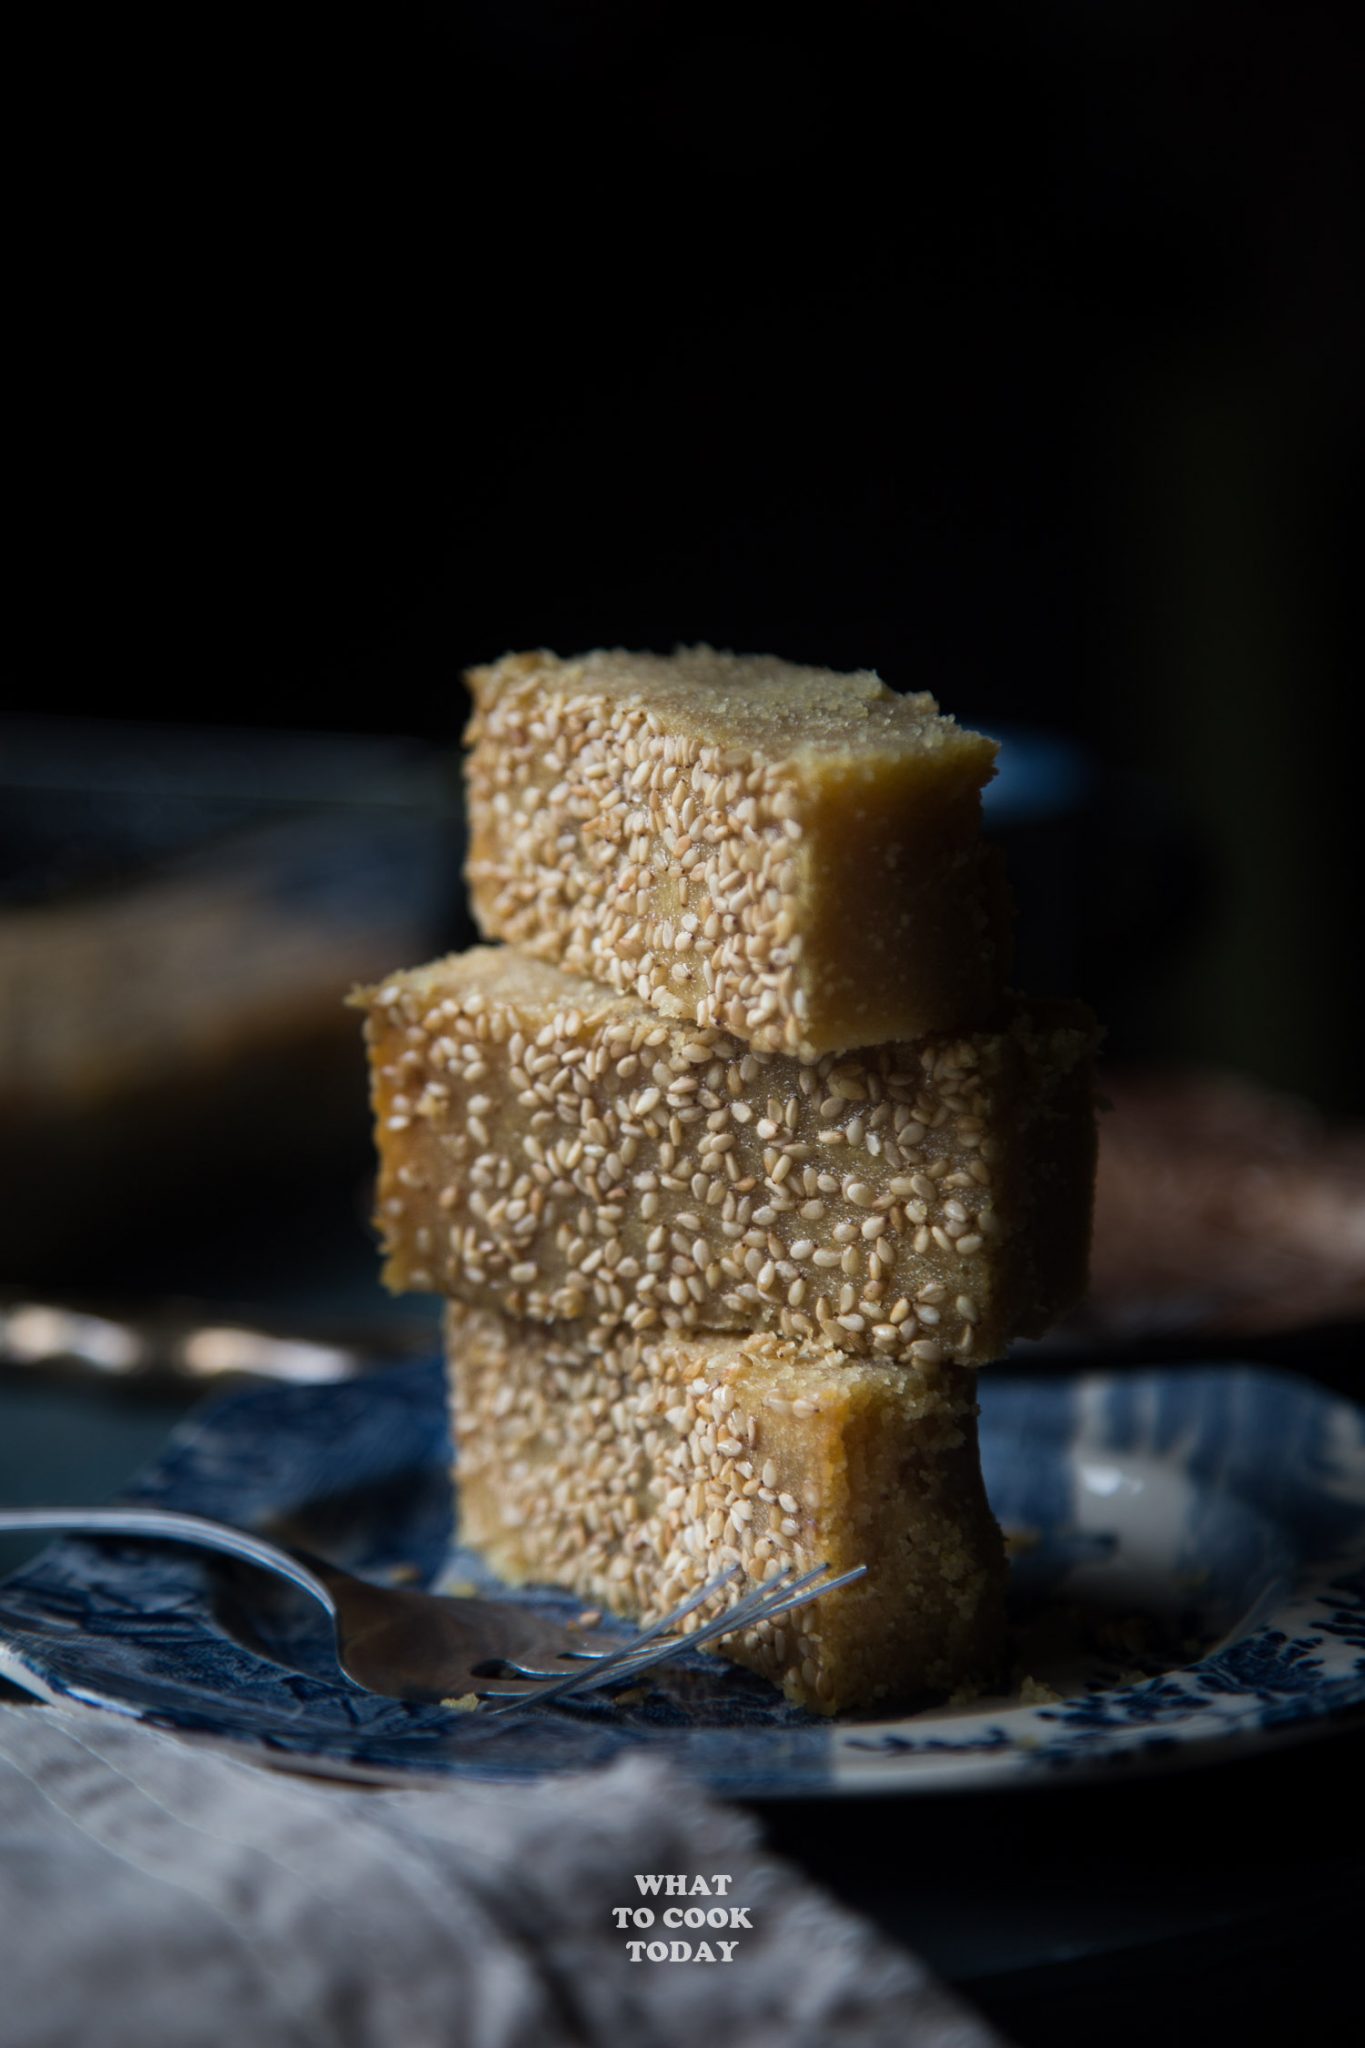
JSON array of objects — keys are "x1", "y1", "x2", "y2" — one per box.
[{"x1": 370, "y1": 916, "x2": 1086, "y2": 1369}]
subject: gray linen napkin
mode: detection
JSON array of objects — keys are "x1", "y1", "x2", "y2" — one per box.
[{"x1": 0, "y1": 1701, "x2": 1000, "y2": 2048}]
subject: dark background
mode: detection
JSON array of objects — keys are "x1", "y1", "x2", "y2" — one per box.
[{"x1": 12, "y1": 0, "x2": 1363, "y2": 1108}]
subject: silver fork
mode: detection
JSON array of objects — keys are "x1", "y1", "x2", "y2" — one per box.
[{"x1": 0, "y1": 1507, "x2": 864, "y2": 1710}]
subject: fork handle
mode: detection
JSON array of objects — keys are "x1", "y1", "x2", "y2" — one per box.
[{"x1": 0, "y1": 1507, "x2": 338, "y2": 1618}]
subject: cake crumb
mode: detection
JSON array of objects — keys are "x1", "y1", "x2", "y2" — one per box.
[{"x1": 1018, "y1": 1674, "x2": 1062, "y2": 1705}]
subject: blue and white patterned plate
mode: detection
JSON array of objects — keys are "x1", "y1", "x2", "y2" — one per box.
[{"x1": 2, "y1": 1360, "x2": 1363, "y2": 1795}]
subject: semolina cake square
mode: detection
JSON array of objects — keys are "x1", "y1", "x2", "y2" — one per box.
[
  {"x1": 446, "y1": 1301, "x2": 1007, "y2": 1715},
  {"x1": 359, "y1": 946, "x2": 1098, "y2": 1365},
  {"x1": 465, "y1": 646, "x2": 1011, "y2": 1057}
]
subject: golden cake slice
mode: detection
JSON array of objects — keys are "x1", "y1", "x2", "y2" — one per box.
[
  {"x1": 446, "y1": 1301, "x2": 1006, "y2": 1715},
  {"x1": 464, "y1": 646, "x2": 1010, "y2": 1056},
  {"x1": 359, "y1": 946, "x2": 1098, "y2": 1364}
]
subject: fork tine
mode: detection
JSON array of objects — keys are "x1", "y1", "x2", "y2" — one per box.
[
  {"x1": 475, "y1": 1564, "x2": 746, "y2": 1700},
  {"x1": 477, "y1": 1567, "x2": 784, "y2": 1713},
  {"x1": 621, "y1": 1560, "x2": 820, "y2": 1661},
  {"x1": 478, "y1": 1561, "x2": 864, "y2": 1713},
  {"x1": 556, "y1": 1561, "x2": 744, "y2": 1664},
  {"x1": 596, "y1": 1560, "x2": 866, "y2": 1676},
  {"x1": 550, "y1": 1563, "x2": 850, "y2": 1694},
  {"x1": 488, "y1": 1563, "x2": 839, "y2": 1708},
  {"x1": 612, "y1": 1564, "x2": 837, "y2": 1678},
  {"x1": 489, "y1": 1562, "x2": 810, "y2": 1684},
  {"x1": 548, "y1": 1564, "x2": 802, "y2": 1662},
  {"x1": 550, "y1": 1565, "x2": 806, "y2": 1689},
  {"x1": 746, "y1": 1562, "x2": 868, "y2": 1618}
]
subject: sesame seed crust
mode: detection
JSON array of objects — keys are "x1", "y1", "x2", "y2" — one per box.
[
  {"x1": 358, "y1": 945, "x2": 1098, "y2": 1365},
  {"x1": 446, "y1": 1301, "x2": 1006, "y2": 1715},
  {"x1": 464, "y1": 647, "x2": 1010, "y2": 1057}
]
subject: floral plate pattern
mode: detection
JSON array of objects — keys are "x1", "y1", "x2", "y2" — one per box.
[{"x1": 1, "y1": 1359, "x2": 1363, "y2": 1796}]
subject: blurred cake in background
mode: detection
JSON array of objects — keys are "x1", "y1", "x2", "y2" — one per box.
[{"x1": 1081, "y1": 1070, "x2": 1365, "y2": 1341}]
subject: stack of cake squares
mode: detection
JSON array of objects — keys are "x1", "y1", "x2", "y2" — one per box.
[{"x1": 357, "y1": 649, "x2": 1098, "y2": 1713}]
